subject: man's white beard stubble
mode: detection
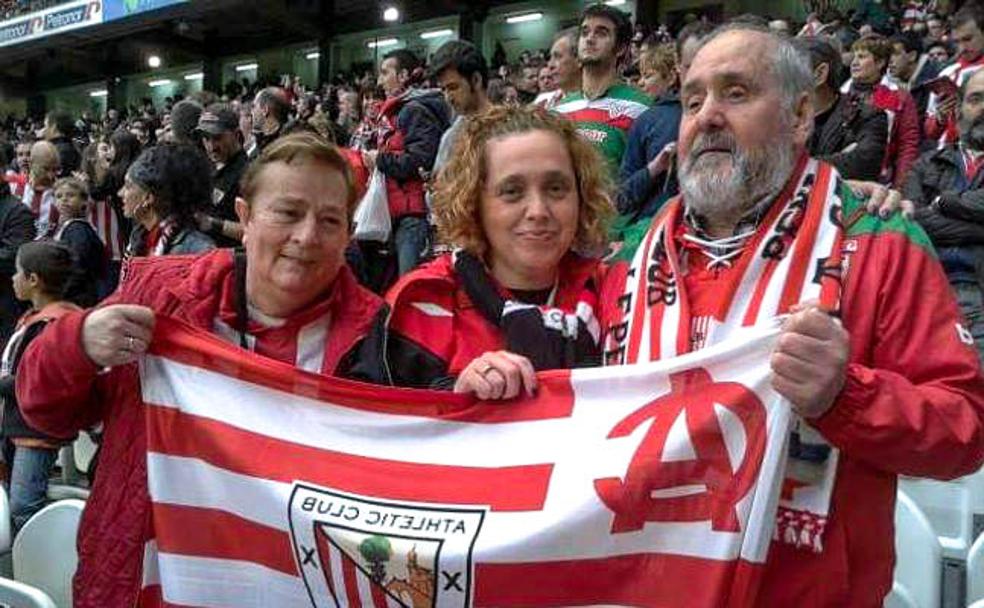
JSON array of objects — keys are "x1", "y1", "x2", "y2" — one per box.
[{"x1": 678, "y1": 127, "x2": 796, "y2": 224}]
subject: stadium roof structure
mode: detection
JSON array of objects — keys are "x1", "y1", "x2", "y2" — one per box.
[{"x1": 0, "y1": 0, "x2": 506, "y2": 97}]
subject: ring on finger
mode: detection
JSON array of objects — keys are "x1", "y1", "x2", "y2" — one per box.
[
  {"x1": 127, "y1": 336, "x2": 136, "y2": 351},
  {"x1": 476, "y1": 360, "x2": 494, "y2": 376}
]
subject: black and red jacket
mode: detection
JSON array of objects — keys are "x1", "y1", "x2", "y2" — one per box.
[
  {"x1": 384, "y1": 253, "x2": 608, "y2": 389},
  {"x1": 377, "y1": 89, "x2": 450, "y2": 220}
]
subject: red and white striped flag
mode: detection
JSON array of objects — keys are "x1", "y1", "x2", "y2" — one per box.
[{"x1": 138, "y1": 316, "x2": 793, "y2": 608}]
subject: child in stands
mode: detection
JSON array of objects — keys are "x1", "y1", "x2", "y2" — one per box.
[
  {"x1": 0, "y1": 241, "x2": 79, "y2": 531},
  {"x1": 52, "y1": 177, "x2": 106, "y2": 307}
]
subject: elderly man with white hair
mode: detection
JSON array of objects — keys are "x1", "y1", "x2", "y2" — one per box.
[{"x1": 602, "y1": 23, "x2": 984, "y2": 606}]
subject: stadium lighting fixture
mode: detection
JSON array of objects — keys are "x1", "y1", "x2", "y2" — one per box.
[
  {"x1": 235, "y1": 63, "x2": 259, "y2": 72},
  {"x1": 147, "y1": 55, "x2": 162, "y2": 68},
  {"x1": 605, "y1": 0, "x2": 626, "y2": 5},
  {"x1": 184, "y1": 72, "x2": 204, "y2": 81},
  {"x1": 148, "y1": 79, "x2": 172, "y2": 87},
  {"x1": 506, "y1": 12, "x2": 543, "y2": 24},
  {"x1": 367, "y1": 38, "x2": 399, "y2": 49},
  {"x1": 420, "y1": 28, "x2": 454, "y2": 40},
  {"x1": 305, "y1": 51, "x2": 320, "y2": 60},
  {"x1": 383, "y1": 6, "x2": 399, "y2": 22},
  {"x1": 89, "y1": 90, "x2": 108, "y2": 98}
]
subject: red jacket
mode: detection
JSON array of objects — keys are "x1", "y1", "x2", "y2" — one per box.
[
  {"x1": 925, "y1": 57, "x2": 984, "y2": 146},
  {"x1": 15, "y1": 249, "x2": 386, "y2": 608},
  {"x1": 385, "y1": 253, "x2": 607, "y2": 388},
  {"x1": 601, "y1": 184, "x2": 984, "y2": 606}
]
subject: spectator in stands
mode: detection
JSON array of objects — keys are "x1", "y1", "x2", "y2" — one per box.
[
  {"x1": 677, "y1": 21, "x2": 715, "y2": 82},
  {"x1": 430, "y1": 40, "x2": 491, "y2": 181},
  {"x1": 251, "y1": 87, "x2": 291, "y2": 157},
  {"x1": 618, "y1": 42, "x2": 683, "y2": 222},
  {"x1": 515, "y1": 63, "x2": 541, "y2": 105},
  {"x1": 0, "y1": 241, "x2": 79, "y2": 532},
  {"x1": 52, "y1": 177, "x2": 104, "y2": 307},
  {"x1": 88, "y1": 130, "x2": 140, "y2": 296},
  {"x1": 801, "y1": 36, "x2": 889, "y2": 181},
  {"x1": 24, "y1": 141, "x2": 60, "y2": 239},
  {"x1": 43, "y1": 110, "x2": 80, "y2": 178},
  {"x1": 165, "y1": 99, "x2": 203, "y2": 149},
  {"x1": 4, "y1": 138, "x2": 32, "y2": 199},
  {"x1": 129, "y1": 117, "x2": 152, "y2": 148},
  {"x1": 363, "y1": 48, "x2": 451, "y2": 280},
  {"x1": 890, "y1": 31, "x2": 938, "y2": 117},
  {"x1": 845, "y1": 34, "x2": 921, "y2": 187},
  {"x1": 337, "y1": 89, "x2": 361, "y2": 144},
  {"x1": 195, "y1": 103, "x2": 247, "y2": 247},
  {"x1": 904, "y1": 67, "x2": 984, "y2": 363},
  {"x1": 555, "y1": 4, "x2": 651, "y2": 176},
  {"x1": 15, "y1": 132, "x2": 388, "y2": 607},
  {"x1": 536, "y1": 65, "x2": 554, "y2": 98},
  {"x1": 119, "y1": 144, "x2": 215, "y2": 257},
  {"x1": 238, "y1": 100, "x2": 257, "y2": 158},
  {"x1": 386, "y1": 105, "x2": 611, "y2": 395},
  {"x1": 0, "y1": 180, "x2": 35, "y2": 348},
  {"x1": 925, "y1": 12, "x2": 948, "y2": 48},
  {"x1": 543, "y1": 28, "x2": 581, "y2": 110},
  {"x1": 927, "y1": 40, "x2": 951, "y2": 66},
  {"x1": 926, "y1": 5, "x2": 984, "y2": 148},
  {"x1": 607, "y1": 23, "x2": 984, "y2": 606}
]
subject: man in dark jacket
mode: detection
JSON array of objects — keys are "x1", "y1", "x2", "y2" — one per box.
[
  {"x1": 800, "y1": 36, "x2": 889, "y2": 181},
  {"x1": 43, "y1": 111, "x2": 80, "y2": 178},
  {"x1": 0, "y1": 180, "x2": 36, "y2": 348},
  {"x1": 195, "y1": 103, "x2": 248, "y2": 247},
  {"x1": 904, "y1": 68, "x2": 984, "y2": 362},
  {"x1": 363, "y1": 49, "x2": 451, "y2": 281}
]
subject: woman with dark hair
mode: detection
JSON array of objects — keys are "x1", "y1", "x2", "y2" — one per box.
[
  {"x1": 119, "y1": 143, "x2": 215, "y2": 257},
  {"x1": 0, "y1": 241, "x2": 79, "y2": 531},
  {"x1": 89, "y1": 131, "x2": 142, "y2": 294}
]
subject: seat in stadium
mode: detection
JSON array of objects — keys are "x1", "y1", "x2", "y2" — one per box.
[
  {"x1": 0, "y1": 576, "x2": 56, "y2": 608},
  {"x1": 0, "y1": 485, "x2": 12, "y2": 555},
  {"x1": 889, "y1": 490, "x2": 942, "y2": 608},
  {"x1": 13, "y1": 500, "x2": 84, "y2": 608},
  {"x1": 0, "y1": 577, "x2": 58, "y2": 608},
  {"x1": 899, "y1": 469, "x2": 984, "y2": 561},
  {"x1": 967, "y1": 531, "x2": 984, "y2": 603}
]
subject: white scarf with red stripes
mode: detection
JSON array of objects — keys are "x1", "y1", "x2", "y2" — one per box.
[{"x1": 605, "y1": 158, "x2": 848, "y2": 552}]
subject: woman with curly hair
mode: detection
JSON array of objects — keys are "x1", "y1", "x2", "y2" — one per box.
[
  {"x1": 118, "y1": 143, "x2": 215, "y2": 257},
  {"x1": 385, "y1": 105, "x2": 614, "y2": 399}
]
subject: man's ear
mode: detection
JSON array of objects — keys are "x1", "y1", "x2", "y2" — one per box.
[
  {"x1": 792, "y1": 91, "x2": 815, "y2": 146},
  {"x1": 235, "y1": 196, "x2": 250, "y2": 224},
  {"x1": 814, "y1": 63, "x2": 829, "y2": 88}
]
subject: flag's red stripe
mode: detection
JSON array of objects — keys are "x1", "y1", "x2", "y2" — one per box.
[
  {"x1": 778, "y1": 163, "x2": 831, "y2": 313},
  {"x1": 370, "y1": 573, "x2": 390, "y2": 608},
  {"x1": 342, "y1": 553, "x2": 362, "y2": 607},
  {"x1": 147, "y1": 404, "x2": 553, "y2": 511},
  {"x1": 475, "y1": 553, "x2": 765, "y2": 607},
  {"x1": 565, "y1": 107, "x2": 636, "y2": 130},
  {"x1": 152, "y1": 503, "x2": 298, "y2": 576},
  {"x1": 626, "y1": 216, "x2": 660, "y2": 362},
  {"x1": 148, "y1": 316, "x2": 575, "y2": 423},
  {"x1": 741, "y1": 257, "x2": 780, "y2": 326}
]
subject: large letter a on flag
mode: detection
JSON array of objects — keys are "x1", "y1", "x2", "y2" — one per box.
[{"x1": 594, "y1": 367, "x2": 768, "y2": 533}]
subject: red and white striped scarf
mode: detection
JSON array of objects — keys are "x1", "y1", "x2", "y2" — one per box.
[{"x1": 605, "y1": 157, "x2": 848, "y2": 552}]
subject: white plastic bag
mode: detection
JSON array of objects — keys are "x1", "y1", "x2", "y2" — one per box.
[{"x1": 353, "y1": 169, "x2": 391, "y2": 242}]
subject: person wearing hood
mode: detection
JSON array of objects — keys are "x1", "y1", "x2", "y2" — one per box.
[{"x1": 362, "y1": 48, "x2": 451, "y2": 281}]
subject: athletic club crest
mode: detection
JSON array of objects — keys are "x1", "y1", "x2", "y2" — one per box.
[{"x1": 288, "y1": 483, "x2": 486, "y2": 608}]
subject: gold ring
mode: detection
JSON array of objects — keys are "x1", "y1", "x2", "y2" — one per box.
[
  {"x1": 477, "y1": 361, "x2": 493, "y2": 376},
  {"x1": 127, "y1": 336, "x2": 136, "y2": 351}
]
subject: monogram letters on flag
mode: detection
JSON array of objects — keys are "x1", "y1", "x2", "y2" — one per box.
[{"x1": 138, "y1": 317, "x2": 793, "y2": 608}]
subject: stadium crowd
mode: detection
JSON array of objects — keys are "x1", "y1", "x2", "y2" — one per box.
[{"x1": 1, "y1": 0, "x2": 984, "y2": 606}]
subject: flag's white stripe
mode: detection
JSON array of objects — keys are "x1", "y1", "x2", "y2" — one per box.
[
  {"x1": 154, "y1": 552, "x2": 306, "y2": 608},
  {"x1": 296, "y1": 314, "x2": 331, "y2": 373},
  {"x1": 147, "y1": 453, "x2": 292, "y2": 532},
  {"x1": 329, "y1": 542, "x2": 349, "y2": 607},
  {"x1": 355, "y1": 564, "x2": 375, "y2": 608},
  {"x1": 142, "y1": 355, "x2": 579, "y2": 466}
]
